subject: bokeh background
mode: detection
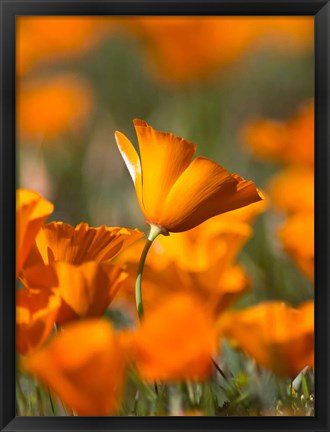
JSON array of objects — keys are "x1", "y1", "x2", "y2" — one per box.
[
  {"x1": 16, "y1": 16, "x2": 314, "y2": 415},
  {"x1": 17, "y1": 15, "x2": 314, "y2": 306}
]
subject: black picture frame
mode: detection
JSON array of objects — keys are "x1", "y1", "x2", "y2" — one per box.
[{"x1": 1, "y1": 1, "x2": 329, "y2": 431}]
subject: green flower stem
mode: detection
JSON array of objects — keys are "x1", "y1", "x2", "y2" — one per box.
[{"x1": 135, "y1": 224, "x2": 168, "y2": 320}]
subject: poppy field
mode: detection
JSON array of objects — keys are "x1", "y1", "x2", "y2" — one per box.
[{"x1": 16, "y1": 16, "x2": 314, "y2": 417}]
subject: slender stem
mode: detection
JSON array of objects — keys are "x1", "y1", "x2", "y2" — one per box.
[
  {"x1": 47, "y1": 386, "x2": 56, "y2": 415},
  {"x1": 212, "y1": 358, "x2": 228, "y2": 381},
  {"x1": 135, "y1": 224, "x2": 168, "y2": 320},
  {"x1": 135, "y1": 239, "x2": 153, "y2": 319}
]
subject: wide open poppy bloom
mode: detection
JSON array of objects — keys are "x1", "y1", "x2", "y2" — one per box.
[
  {"x1": 125, "y1": 293, "x2": 218, "y2": 381},
  {"x1": 16, "y1": 189, "x2": 54, "y2": 277},
  {"x1": 115, "y1": 119, "x2": 263, "y2": 233},
  {"x1": 219, "y1": 301, "x2": 314, "y2": 378},
  {"x1": 23, "y1": 319, "x2": 127, "y2": 416},
  {"x1": 16, "y1": 287, "x2": 60, "y2": 355}
]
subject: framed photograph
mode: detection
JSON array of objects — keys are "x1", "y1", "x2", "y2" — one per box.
[{"x1": 1, "y1": 0, "x2": 329, "y2": 431}]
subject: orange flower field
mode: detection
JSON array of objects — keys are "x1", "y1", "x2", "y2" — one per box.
[{"x1": 16, "y1": 16, "x2": 314, "y2": 417}]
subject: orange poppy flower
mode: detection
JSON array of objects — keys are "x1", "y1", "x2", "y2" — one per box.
[
  {"x1": 23, "y1": 319, "x2": 127, "y2": 416},
  {"x1": 23, "y1": 261, "x2": 127, "y2": 325},
  {"x1": 17, "y1": 74, "x2": 93, "y2": 142},
  {"x1": 24, "y1": 221, "x2": 143, "y2": 269},
  {"x1": 243, "y1": 100, "x2": 314, "y2": 168},
  {"x1": 268, "y1": 168, "x2": 314, "y2": 215},
  {"x1": 21, "y1": 221, "x2": 142, "y2": 324},
  {"x1": 118, "y1": 252, "x2": 250, "y2": 320},
  {"x1": 278, "y1": 212, "x2": 314, "y2": 281},
  {"x1": 127, "y1": 293, "x2": 217, "y2": 381},
  {"x1": 16, "y1": 189, "x2": 54, "y2": 277},
  {"x1": 16, "y1": 288, "x2": 60, "y2": 355},
  {"x1": 115, "y1": 202, "x2": 266, "y2": 318},
  {"x1": 153, "y1": 199, "x2": 266, "y2": 272},
  {"x1": 115, "y1": 119, "x2": 263, "y2": 233},
  {"x1": 219, "y1": 301, "x2": 314, "y2": 377}
]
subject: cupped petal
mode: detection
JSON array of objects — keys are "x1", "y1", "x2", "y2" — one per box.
[
  {"x1": 133, "y1": 119, "x2": 197, "y2": 221},
  {"x1": 53, "y1": 261, "x2": 126, "y2": 324},
  {"x1": 22, "y1": 260, "x2": 127, "y2": 324},
  {"x1": 114, "y1": 131, "x2": 143, "y2": 209},
  {"x1": 22, "y1": 319, "x2": 127, "y2": 416},
  {"x1": 16, "y1": 189, "x2": 54, "y2": 276},
  {"x1": 159, "y1": 157, "x2": 262, "y2": 232},
  {"x1": 24, "y1": 222, "x2": 143, "y2": 268},
  {"x1": 16, "y1": 288, "x2": 60, "y2": 355}
]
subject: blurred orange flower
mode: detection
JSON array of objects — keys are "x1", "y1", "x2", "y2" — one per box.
[
  {"x1": 278, "y1": 212, "x2": 314, "y2": 281},
  {"x1": 117, "y1": 255, "x2": 249, "y2": 320},
  {"x1": 16, "y1": 16, "x2": 114, "y2": 76},
  {"x1": 116, "y1": 202, "x2": 266, "y2": 318},
  {"x1": 121, "y1": 17, "x2": 263, "y2": 84},
  {"x1": 268, "y1": 168, "x2": 313, "y2": 215},
  {"x1": 16, "y1": 189, "x2": 54, "y2": 277},
  {"x1": 120, "y1": 17, "x2": 312, "y2": 84},
  {"x1": 153, "y1": 199, "x2": 266, "y2": 272},
  {"x1": 243, "y1": 100, "x2": 314, "y2": 168},
  {"x1": 16, "y1": 288, "x2": 60, "y2": 355},
  {"x1": 116, "y1": 119, "x2": 262, "y2": 233},
  {"x1": 17, "y1": 74, "x2": 94, "y2": 143},
  {"x1": 242, "y1": 101, "x2": 314, "y2": 280},
  {"x1": 23, "y1": 319, "x2": 127, "y2": 416},
  {"x1": 219, "y1": 301, "x2": 314, "y2": 377},
  {"x1": 126, "y1": 293, "x2": 217, "y2": 381}
]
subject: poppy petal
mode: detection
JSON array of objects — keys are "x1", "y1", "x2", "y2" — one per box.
[
  {"x1": 16, "y1": 189, "x2": 54, "y2": 276},
  {"x1": 25, "y1": 222, "x2": 143, "y2": 267},
  {"x1": 114, "y1": 131, "x2": 144, "y2": 210},
  {"x1": 160, "y1": 157, "x2": 262, "y2": 232},
  {"x1": 133, "y1": 119, "x2": 196, "y2": 221},
  {"x1": 16, "y1": 288, "x2": 60, "y2": 355}
]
